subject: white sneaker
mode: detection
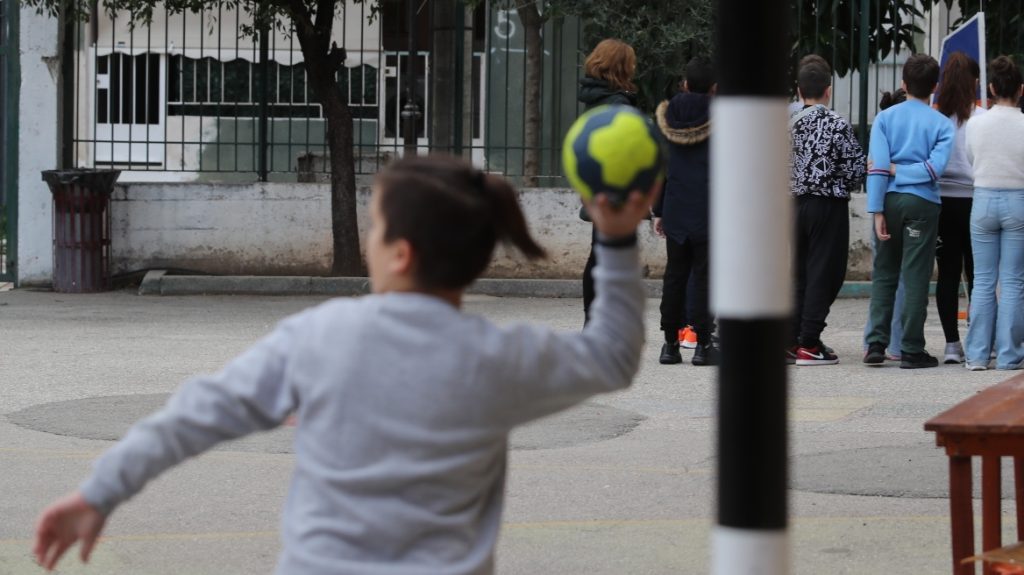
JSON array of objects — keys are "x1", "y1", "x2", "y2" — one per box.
[
  {"x1": 966, "y1": 362, "x2": 988, "y2": 371},
  {"x1": 944, "y1": 342, "x2": 965, "y2": 364}
]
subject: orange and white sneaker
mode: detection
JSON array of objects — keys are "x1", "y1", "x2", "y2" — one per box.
[{"x1": 678, "y1": 326, "x2": 698, "y2": 349}]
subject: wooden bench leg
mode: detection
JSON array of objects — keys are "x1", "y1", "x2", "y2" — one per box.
[
  {"x1": 1016, "y1": 457, "x2": 1024, "y2": 541},
  {"x1": 983, "y1": 456, "x2": 1002, "y2": 575},
  {"x1": 951, "y1": 455, "x2": 975, "y2": 575}
]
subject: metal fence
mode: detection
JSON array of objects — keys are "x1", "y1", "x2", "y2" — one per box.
[
  {"x1": 67, "y1": 0, "x2": 586, "y2": 185},
  {"x1": 65, "y1": 0, "x2": 1024, "y2": 186},
  {"x1": 791, "y1": 0, "x2": 1024, "y2": 146},
  {"x1": 0, "y1": 0, "x2": 17, "y2": 282}
]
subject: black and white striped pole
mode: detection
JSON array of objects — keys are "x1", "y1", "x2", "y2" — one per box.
[{"x1": 710, "y1": 0, "x2": 791, "y2": 573}]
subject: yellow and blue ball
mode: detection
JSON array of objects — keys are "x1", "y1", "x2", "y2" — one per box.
[{"x1": 562, "y1": 105, "x2": 666, "y2": 205}]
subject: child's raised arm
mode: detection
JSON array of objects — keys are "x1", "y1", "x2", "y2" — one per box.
[{"x1": 495, "y1": 191, "x2": 654, "y2": 425}]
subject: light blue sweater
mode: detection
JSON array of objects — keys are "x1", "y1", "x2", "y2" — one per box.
[
  {"x1": 79, "y1": 244, "x2": 646, "y2": 575},
  {"x1": 866, "y1": 99, "x2": 955, "y2": 213}
]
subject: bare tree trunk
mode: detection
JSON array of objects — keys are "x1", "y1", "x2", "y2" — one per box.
[
  {"x1": 318, "y1": 85, "x2": 363, "y2": 276},
  {"x1": 431, "y1": 0, "x2": 457, "y2": 153},
  {"x1": 287, "y1": 0, "x2": 363, "y2": 276},
  {"x1": 517, "y1": 4, "x2": 543, "y2": 187}
]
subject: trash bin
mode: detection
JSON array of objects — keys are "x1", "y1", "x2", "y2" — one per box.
[{"x1": 41, "y1": 169, "x2": 120, "y2": 293}]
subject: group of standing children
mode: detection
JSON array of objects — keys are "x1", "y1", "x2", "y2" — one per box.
[
  {"x1": 578, "y1": 38, "x2": 1024, "y2": 372},
  {"x1": 863, "y1": 52, "x2": 1024, "y2": 370},
  {"x1": 795, "y1": 51, "x2": 1024, "y2": 370}
]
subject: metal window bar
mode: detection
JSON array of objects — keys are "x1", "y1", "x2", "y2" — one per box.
[
  {"x1": 198, "y1": 9, "x2": 204, "y2": 174},
  {"x1": 0, "y1": 0, "x2": 12, "y2": 281},
  {"x1": 70, "y1": 2, "x2": 972, "y2": 186}
]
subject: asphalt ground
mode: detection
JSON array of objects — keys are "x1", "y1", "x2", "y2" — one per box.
[{"x1": 0, "y1": 288, "x2": 1011, "y2": 574}]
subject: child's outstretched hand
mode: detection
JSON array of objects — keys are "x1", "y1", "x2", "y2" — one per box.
[
  {"x1": 586, "y1": 186, "x2": 661, "y2": 240},
  {"x1": 33, "y1": 490, "x2": 106, "y2": 571}
]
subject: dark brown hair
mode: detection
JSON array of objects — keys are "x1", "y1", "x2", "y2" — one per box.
[
  {"x1": 937, "y1": 52, "x2": 978, "y2": 125},
  {"x1": 375, "y1": 155, "x2": 546, "y2": 291},
  {"x1": 903, "y1": 54, "x2": 941, "y2": 99},
  {"x1": 988, "y1": 55, "x2": 1023, "y2": 100},
  {"x1": 584, "y1": 39, "x2": 638, "y2": 93},
  {"x1": 879, "y1": 88, "x2": 907, "y2": 110},
  {"x1": 797, "y1": 54, "x2": 831, "y2": 100},
  {"x1": 685, "y1": 56, "x2": 716, "y2": 94}
]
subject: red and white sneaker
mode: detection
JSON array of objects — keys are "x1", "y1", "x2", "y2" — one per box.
[
  {"x1": 795, "y1": 345, "x2": 840, "y2": 366},
  {"x1": 786, "y1": 346, "x2": 799, "y2": 365},
  {"x1": 678, "y1": 326, "x2": 698, "y2": 349}
]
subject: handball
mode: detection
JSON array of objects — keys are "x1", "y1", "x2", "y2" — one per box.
[{"x1": 562, "y1": 105, "x2": 666, "y2": 206}]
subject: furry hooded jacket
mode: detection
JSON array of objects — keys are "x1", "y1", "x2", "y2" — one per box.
[{"x1": 653, "y1": 92, "x2": 712, "y2": 244}]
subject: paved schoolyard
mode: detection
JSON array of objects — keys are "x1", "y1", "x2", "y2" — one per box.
[{"x1": 0, "y1": 288, "x2": 1011, "y2": 574}]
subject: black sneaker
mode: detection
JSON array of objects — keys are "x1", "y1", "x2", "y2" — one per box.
[
  {"x1": 900, "y1": 351, "x2": 939, "y2": 369},
  {"x1": 659, "y1": 342, "x2": 682, "y2": 364},
  {"x1": 863, "y1": 343, "x2": 886, "y2": 365},
  {"x1": 692, "y1": 343, "x2": 720, "y2": 366}
]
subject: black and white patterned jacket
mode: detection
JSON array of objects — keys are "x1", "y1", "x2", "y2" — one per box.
[{"x1": 789, "y1": 105, "x2": 866, "y2": 200}]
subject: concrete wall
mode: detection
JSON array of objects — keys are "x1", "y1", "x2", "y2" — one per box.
[
  {"x1": 16, "y1": 7, "x2": 60, "y2": 285},
  {"x1": 108, "y1": 182, "x2": 877, "y2": 281},
  {"x1": 110, "y1": 183, "x2": 335, "y2": 276}
]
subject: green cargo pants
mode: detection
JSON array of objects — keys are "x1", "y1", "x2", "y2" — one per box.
[{"x1": 866, "y1": 193, "x2": 941, "y2": 355}]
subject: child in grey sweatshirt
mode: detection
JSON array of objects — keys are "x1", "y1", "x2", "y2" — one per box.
[{"x1": 33, "y1": 155, "x2": 652, "y2": 575}]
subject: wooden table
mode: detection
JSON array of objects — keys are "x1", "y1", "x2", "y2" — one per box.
[{"x1": 925, "y1": 374, "x2": 1024, "y2": 575}]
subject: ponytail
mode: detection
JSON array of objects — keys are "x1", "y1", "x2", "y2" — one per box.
[
  {"x1": 376, "y1": 155, "x2": 547, "y2": 291},
  {"x1": 480, "y1": 173, "x2": 546, "y2": 260},
  {"x1": 879, "y1": 88, "x2": 907, "y2": 110},
  {"x1": 937, "y1": 52, "x2": 978, "y2": 124}
]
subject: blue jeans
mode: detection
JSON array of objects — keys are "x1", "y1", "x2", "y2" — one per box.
[
  {"x1": 863, "y1": 228, "x2": 905, "y2": 356},
  {"x1": 965, "y1": 188, "x2": 1024, "y2": 369}
]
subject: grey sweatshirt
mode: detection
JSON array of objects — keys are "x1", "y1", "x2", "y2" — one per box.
[
  {"x1": 937, "y1": 107, "x2": 985, "y2": 198},
  {"x1": 79, "y1": 244, "x2": 646, "y2": 575}
]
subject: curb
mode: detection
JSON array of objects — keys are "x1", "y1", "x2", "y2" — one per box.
[{"x1": 140, "y1": 271, "x2": 886, "y2": 299}]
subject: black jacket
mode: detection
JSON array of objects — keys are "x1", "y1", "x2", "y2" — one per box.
[
  {"x1": 577, "y1": 76, "x2": 637, "y2": 111},
  {"x1": 652, "y1": 92, "x2": 711, "y2": 244}
]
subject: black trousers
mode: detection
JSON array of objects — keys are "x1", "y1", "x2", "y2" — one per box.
[
  {"x1": 935, "y1": 196, "x2": 973, "y2": 343},
  {"x1": 660, "y1": 236, "x2": 711, "y2": 344},
  {"x1": 792, "y1": 195, "x2": 849, "y2": 347}
]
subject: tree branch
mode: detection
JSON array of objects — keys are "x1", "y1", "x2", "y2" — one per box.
[
  {"x1": 327, "y1": 42, "x2": 347, "y2": 73},
  {"x1": 270, "y1": 0, "x2": 315, "y2": 41},
  {"x1": 314, "y1": 0, "x2": 335, "y2": 39}
]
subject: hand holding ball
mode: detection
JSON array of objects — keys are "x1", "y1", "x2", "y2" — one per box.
[{"x1": 562, "y1": 105, "x2": 667, "y2": 207}]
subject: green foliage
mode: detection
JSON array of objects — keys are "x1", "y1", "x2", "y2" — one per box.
[
  {"x1": 575, "y1": 0, "x2": 713, "y2": 112},
  {"x1": 788, "y1": 0, "x2": 926, "y2": 78},
  {"x1": 947, "y1": 0, "x2": 1024, "y2": 63},
  {"x1": 788, "y1": 0, "x2": 1024, "y2": 81},
  {"x1": 21, "y1": 0, "x2": 370, "y2": 40},
  {"x1": 461, "y1": 0, "x2": 573, "y2": 21}
]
